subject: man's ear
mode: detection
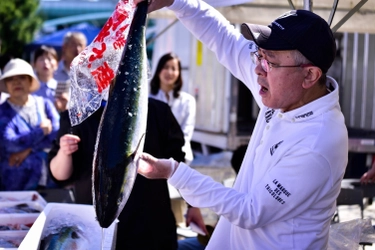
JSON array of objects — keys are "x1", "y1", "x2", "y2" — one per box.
[{"x1": 302, "y1": 66, "x2": 322, "y2": 89}]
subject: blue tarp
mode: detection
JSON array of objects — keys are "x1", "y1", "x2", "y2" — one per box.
[{"x1": 26, "y1": 22, "x2": 101, "y2": 51}]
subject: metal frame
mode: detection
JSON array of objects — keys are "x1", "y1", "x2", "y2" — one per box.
[
  {"x1": 41, "y1": 0, "x2": 370, "y2": 34},
  {"x1": 331, "y1": 0, "x2": 369, "y2": 33}
]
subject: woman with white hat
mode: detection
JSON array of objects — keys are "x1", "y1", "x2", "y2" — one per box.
[{"x1": 0, "y1": 58, "x2": 60, "y2": 190}]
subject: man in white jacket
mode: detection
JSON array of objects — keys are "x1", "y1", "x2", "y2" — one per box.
[{"x1": 136, "y1": 0, "x2": 348, "y2": 249}]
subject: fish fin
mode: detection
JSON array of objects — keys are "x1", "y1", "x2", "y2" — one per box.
[{"x1": 131, "y1": 132, "x2": 146, "y2": 161}]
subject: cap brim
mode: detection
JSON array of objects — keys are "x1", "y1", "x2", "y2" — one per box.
[
  {"x1": 241, "y1": 23, "x2": 296, "y2": 51},
  {"x1": 241, "y1": 23, "x2": 271, "y2": 47}
]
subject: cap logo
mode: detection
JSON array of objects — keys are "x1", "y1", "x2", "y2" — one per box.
[
  {"x1": 276, "y1": 11, "x2": 297, "y2": 20},
  {"x1": 252, "y1": 31, "x2": 261, "y2": 40},
  {"x1": 272, "y1": 21, "x2": 284, "y2": 30},
  {"x1": 272, "y1": 11, "x2": 297, "y2": 31}
]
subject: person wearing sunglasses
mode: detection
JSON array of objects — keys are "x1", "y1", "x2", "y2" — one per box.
[{"x1": 134, "y1": 0, "x2": 348, "y2": 249}]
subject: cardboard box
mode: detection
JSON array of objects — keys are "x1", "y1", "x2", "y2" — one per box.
[{"x1": 19, "y1": 203, "x2": 118, "y2": 250}]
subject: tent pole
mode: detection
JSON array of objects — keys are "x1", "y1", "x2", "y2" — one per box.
[
  {"x1": 303, "y1": 0, "x2": 312, "y2": 11},
  {"x1": 287, "y1": 0, "x2": 295, "y2": 10},
  {"x1": 146, "y1": 18, "x2": 179, "y2": 46},
  {"x1": 331, "y1": 0, "x2": 368, "y2": 33},
  {"x1": 328, "y1": 0, "x2": 339, "y2": 26}
]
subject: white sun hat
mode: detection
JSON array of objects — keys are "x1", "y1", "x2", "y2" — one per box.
[{"x1": 0, "y1": 58, "x2": 40, "y2": 93}]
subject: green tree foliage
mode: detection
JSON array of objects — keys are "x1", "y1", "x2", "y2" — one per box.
[{"x1": 0, "y1": 0, "x2": 43, "y2": 57}]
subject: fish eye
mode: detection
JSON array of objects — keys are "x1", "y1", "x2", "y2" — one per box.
[{"x1": 71, "y1": 231, "x2": 80, "y2": 239}]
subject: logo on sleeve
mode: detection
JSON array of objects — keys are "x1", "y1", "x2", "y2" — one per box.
[
  {"x1": 270, "y1": 140, "x2": 283, "y2": 156},
  {"x1": 264, "y1": 179, "x2": 292, "y2": 205}
]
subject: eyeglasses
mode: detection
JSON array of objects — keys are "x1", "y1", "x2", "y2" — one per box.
[{"x1": 251, "y1": 51, "x2": 312, "y2": 73}]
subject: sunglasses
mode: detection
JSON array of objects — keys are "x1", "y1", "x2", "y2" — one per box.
[{"x1": 250, "y1": 51, "x2": 313, "y2": 73}]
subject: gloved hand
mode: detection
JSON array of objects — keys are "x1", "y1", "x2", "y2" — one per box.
[{"x1": 137, "y1": 152, "x2": 178, "y2": 179}]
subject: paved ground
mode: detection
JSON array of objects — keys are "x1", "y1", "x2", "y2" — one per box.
[
  {"x1": 189, "y1": 152, "x2": 236, "y2": 226},
  {"x1": 335, "y1": 200, "x2": 375, "y2": 249}
]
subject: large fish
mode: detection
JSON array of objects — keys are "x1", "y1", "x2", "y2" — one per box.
[
  {"x1": 92, "y1": 1, "x2": 149, "y2": 228},
  {"x1": 40, "y1": 226, "x2": 89, "y2": 250}
]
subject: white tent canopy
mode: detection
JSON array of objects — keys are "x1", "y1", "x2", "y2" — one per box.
[{"x1": 149, "y1": 0, "x2": 375, "y2": 34}]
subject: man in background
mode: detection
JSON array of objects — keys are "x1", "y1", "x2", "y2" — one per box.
[{"x1": 54, "y1": 32, "x2": 87, "y2": 112}]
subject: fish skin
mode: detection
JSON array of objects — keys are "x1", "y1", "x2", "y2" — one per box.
[
  {"x1": 40, "y1": 226, "x2": 89, "y2": 250},
  {"x1": 93, "y1": 1, "x2": 149, "y2": 229}
]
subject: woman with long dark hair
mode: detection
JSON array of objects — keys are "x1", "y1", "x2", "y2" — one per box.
[{"x1": 149, "y1": 52, "x2": 196, "y2": 163}]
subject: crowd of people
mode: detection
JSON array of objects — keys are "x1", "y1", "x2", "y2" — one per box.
[
  {"x1": 0, "y1": 22, "x2": 201, "y2": 248},
  {"x1": 0, "y1": 31, "x2": 88, "y2": 192}
]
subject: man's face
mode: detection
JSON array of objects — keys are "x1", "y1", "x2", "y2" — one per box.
[
  {"x1": 63, "y1": 37, "x2": 87, "y2": 64},
  {"x1": 254, "y1": 49, "x2": 308, "y2": 112}
]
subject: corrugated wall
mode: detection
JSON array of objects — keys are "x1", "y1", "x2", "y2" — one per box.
[{"x1": 340, "y1": 33, "x2": 375, "y2": 129}]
